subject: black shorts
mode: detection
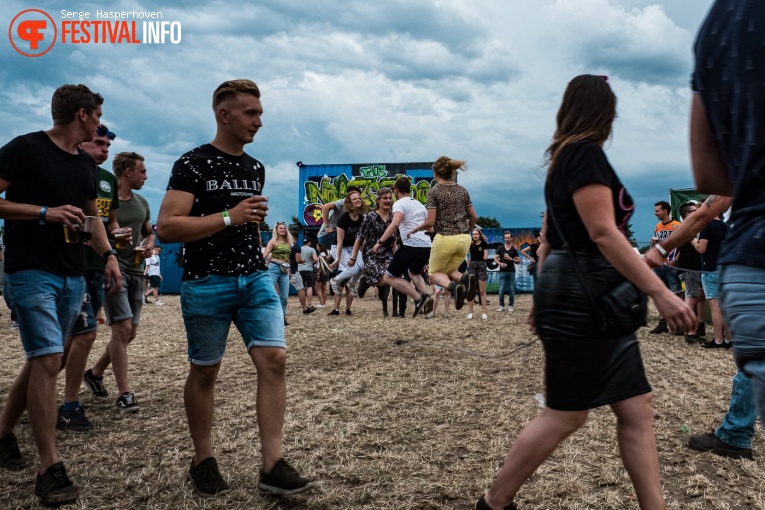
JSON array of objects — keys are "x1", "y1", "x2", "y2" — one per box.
[
  {"x1": 299, "y1": 270, "x2": 315, "y2": 289},
  {"x1": 468, "y1": 261, "x2": 488, "y2": 281},
  {"x1": 387, "y1": 245, "x2": 431, "y2": 277}
]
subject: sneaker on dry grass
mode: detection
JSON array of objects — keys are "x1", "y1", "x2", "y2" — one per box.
[
  {"x1": 462, "y1": 272, "x2": 477, "y2": 302},
  {"x1": 507, "y1": 306, "x2": 514, "y2": 312},
  {"x1": 496, "y1": 306, "x2": 505, "y2": 312},
  {"x1": 258, "y1": 458, "x2": 315, "y2": 496},
  {"x1": 0, "y1": 433, "x2": 29, "y2": 470},
  {"x1": 328, "y1": 309, "x2": 340, "y2": 316},
  {"x1": 701, "y1": 339, "x2": 727, "y2": 349},
  {"x1": 475, "y1": 494, "x2": 517, "y2": 510},
  {"x1": 35, "y1": 461, "x2": 78, "y2": 505},
  {"x1": 649, "y1": 320, "x2": 668, "y2": 334},
  {"x1": 688, "y1": 432, "x2": 753, "y2": 459},
  {"x1": 188, "y1": 457, "x2": 230, "y2": 498},
  {"x1": 303, "y1": 305, "x2": 316, "y2": 315},
  {"x1": 467, "y1": 313, "x2": 474, "y2": 319},
  {"x1": 449, "y1": 282, "x2": 467, "y2": 310},
  {"x1": 83, "y1": 369, "x2": 109, "y2": 401},
  {"x1": 482, "y1": 313, "x2": 488, "y2": 320},
  {"x1": 155, "y1": 299, "x2": 165, "y2": 306},
  {"x1": 116, "y1": 392, "x2": 140, "y2": 413},
  {"x1": 413, "y1": 294, "x2": 433, "y2": 317},
  {"x1": 57, "y1": 405, "x2": 94, "y2": 432}
]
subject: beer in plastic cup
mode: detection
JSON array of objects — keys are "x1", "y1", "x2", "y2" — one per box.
[
  {"x1": 134, "y1": 247, "x2": 145, "y2": 264},
  {"x1": 64, "y1": 224, "x2": 81, "y2": 244},
  {"x1": 115, "y1": 229, "x2": 128, "y2": 249},
  {"x1": 81, "y1": 216, "x2": 98, "y2": 242}
]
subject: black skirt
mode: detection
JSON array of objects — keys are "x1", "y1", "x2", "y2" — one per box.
[{"x1": 534, "y1": 251, "x2": 651, "y2": 411}]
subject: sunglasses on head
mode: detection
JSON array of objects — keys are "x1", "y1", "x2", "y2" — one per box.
[{"x1": 96, "y1": 125, "x2": 116, "y2": 141}]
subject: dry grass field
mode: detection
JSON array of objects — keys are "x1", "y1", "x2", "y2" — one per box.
[{"x1": 0, "y1": 292, "x2": 763, "y2": 509}]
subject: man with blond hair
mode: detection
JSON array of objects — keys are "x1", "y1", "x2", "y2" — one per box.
[
  {"x1": 85, "y1": 151, "x2": 154, "y2": 413},
  {"x1": 0, "y1": 84, "x2": 120, "y2": 505},
  {"x1": 157, "y1": 79, "x2": 314, "y2": 498}
]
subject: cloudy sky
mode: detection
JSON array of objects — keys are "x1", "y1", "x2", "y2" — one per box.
[{"x1": 1, "y1": 0, "x2": 715, "y2": 244}]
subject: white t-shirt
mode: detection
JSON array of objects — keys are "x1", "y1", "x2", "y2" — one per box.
[
  {"x1": 392, "y1": 197, "x2": 431, "y2": 248},
  {"x1": 145, "y1": 254, "x2": 161, "y2": 276}
]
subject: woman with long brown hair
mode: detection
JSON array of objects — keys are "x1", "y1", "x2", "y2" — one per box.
[
  {"x1": 328, "y1": 189, "x2": 368, "y2": 315},
  {"x1": 475, "y1": 75, "x2": 695, "y2": 510}
]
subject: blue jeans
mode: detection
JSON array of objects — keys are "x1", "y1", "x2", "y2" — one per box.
[
  {"x1": 715, "y1": 370, "x2": 756, "y2": 449},
  {"x1": 267, "y1": 262, "x2": 289, "y2": 316},
  {"x1": 180, "y1": 271, "x2": 285, "y2": 366},
  {"x1": 497, "y1": 272, "x2": 516, "y2": 307},
  {"x1": 720, "y1": 264, "x2": 765, "y2": 426},
  {"x1": 3, "y1": 270, "x2": 85, "y2": 359},
  {"x1": 653, "y1": 264, "x2": 682, "y2": 294}
]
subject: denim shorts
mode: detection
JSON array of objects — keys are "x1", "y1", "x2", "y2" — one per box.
[
  {"x1": 104, "y1": 272, "x2": 145, "y2": 326},
  {"x1": 3, "y1": 270, "x2": 85, "y2": 359},
  {"x1": 678, "y1": 270, "x2": 701, "y2": 298},
  {"x1": 70, "y1": 270, "x2": 105, "y2": 336},
  {"x1": 181, "y1": 270, "x2": 285, "y2": 366},
  {"x1": 701, "y1": 270, "x2": 720, "y2": 299}
]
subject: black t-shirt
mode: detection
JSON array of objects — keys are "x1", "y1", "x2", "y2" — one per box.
[
  {"x1": 495, "y1": 244, "x2": 518, "y2": 273},
  {"x1": 545, "y1": 141, "x2": 634, "y2": 251},
  {"x1": 336, "y1": 212, "x2": 363, "y2": 247},
  {"x1": 0, "y1": 131, "x2": 97, "y2": 276},
  {"x1": 167, "y1": 143, "x2": 267, "y2": 280},
  {"x1": 676, "y1": 243, "x2": 701, "y2": 271},
  {"x1": 698, "y1": 219, "x2": 730, "y2": 272},
  {"x1": 469, "y1": 241, "x2": 488, "y2": 262},
  {"x1": 289, "y1": 243, "x2": 301, "y2": 273}
]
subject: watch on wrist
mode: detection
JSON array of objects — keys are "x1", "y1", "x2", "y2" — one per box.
[{"x1": 103, "y1": 249, "x2": 118, "y2": 261}]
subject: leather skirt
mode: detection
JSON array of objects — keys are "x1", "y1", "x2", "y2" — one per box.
[{"x1": 534, "y1": 250, "x2": 651, "y2": 411}]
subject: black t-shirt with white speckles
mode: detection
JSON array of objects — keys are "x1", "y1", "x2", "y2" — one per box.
[{"x1": 167, "y1": 143, "x2": 267, "y2": 280}]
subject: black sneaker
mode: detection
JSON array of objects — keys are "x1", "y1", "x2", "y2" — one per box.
[
  {"x1": 258, "y1": 458, "x2": 315, "y2": 495},
  {"x1": 303, "y1": 305, "x2": 316, "y2": 315},
  {"x1": 57, "y1": 405, "x2": 94, "y2": 432},
  {"x1": 449, "y1": 282, "x2": 467, "y2": 310},
  {"x1": 688, "y1": 432, "x2": 753, "y2": 459},
  {"x1": 685, "y1": 334, "x2": 700, "y2": 344},
  {"x1": 0, "y1": 433, "x2": 29, "y2": 470},
  {"x1": 284, "y1": 318, "x2": 289, "y2": 326},
  {"x1": 392, "y1": 310, "x2": 399, "y2": 317},
  {"x1": 462, "y1": 273, "x2": 477, "y2": 302},
  {"x1": 345, "y1": 309, "x2": 352, "y2": 316},
  {"x1": 697, "y1": 323, "x2": 707, "y2": 337},
  {"x1": 383, "y1": 310, "x2": 389, "y2": 318},
  {"x1": 116, "y1": 392, "x2": 140, "y2": 413},
  {"x1": 188, "y1": 457, "x2": 230, "y2": 498},
  {"x1": 329, "y1": 309, "x2": 340, "y2": 316},
  {"x1": 701, "y1": 340, "x2": 726, "y2": 349},
  {"x1": 83, "y1": 369, "x2": 110, "y2": 401},
  {"x1": 35, "y1": 461, "x2": 79, "y2": 505},
  {"x1": 413, "y1": 294, "x2": 433, "y2": 318},
  {"x1": 475, "y1": 494, "x2": 517, "y2": 510},
  {"x1": 649, "y1": 320, "x2": 668, "y2": 334}
]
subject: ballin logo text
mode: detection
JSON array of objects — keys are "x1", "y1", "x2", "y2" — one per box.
[{"x1": 9, "y1": 9, "x2": 182, "y2": 57}]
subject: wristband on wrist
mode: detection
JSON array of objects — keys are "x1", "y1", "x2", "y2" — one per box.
[
  {"x1": 655, "y1": 244, "x2": 668, "y2": 257},
  {"x1": 103, "y1": 249, "x2": 118, "y2": 261},
  {"x1": 39, "y1": 206, "x2": 48, "y2": 225},
  {"x1": 222, "y1": 210, "x2": 232, "y2": 227}
]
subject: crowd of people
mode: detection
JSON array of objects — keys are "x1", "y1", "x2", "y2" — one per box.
[{"x1": 0, "y1": 2, "x2": 764, "y2": 508}]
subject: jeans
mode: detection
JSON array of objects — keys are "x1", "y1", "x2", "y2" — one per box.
[
  {"x1": 268, "y1": 262, "x2": 289, "y2": 316},
  {"x1": 653, "y1": 264, "x2": 682, "y2": 294},
  {"x1": 181, "y1": 271, "x2": 285, "y2": 365},
  {"x1": 720, "y1": 264, "x2": 765, "y2": 426},
  {"x1": 715, "y1": 370, "x2": 756, "y2": 449},
  {"x1": 3, "y1": 270, "x2": 85, "y2": 359},
  {"x1": 497, "y1": 271, "x2": 516, "y2": 307}
]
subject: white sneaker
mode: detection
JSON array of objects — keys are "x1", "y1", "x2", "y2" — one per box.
[
  {"x1": 496, "y1": 306, "x2": 505, "y2": 312},
  {"x1": 507, "y1": 306, "x2": 514, "y2": 312},
  {"x1": 155, "y1": 299, "x2": 165, "y2": 306},
  {"x1": 315, "y1": 304, "x2": 326, "y2": 308},
  {"x1": 466, "y1": 313, "x2": 474, "y2": 319},
  {"x1": 481, "y1": 313, "x2": 488, "y2": 320}
]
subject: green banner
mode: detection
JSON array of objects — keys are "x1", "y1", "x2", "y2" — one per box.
[{"x1": 669, "y1": 188, "x2": 708, "y2": 221}]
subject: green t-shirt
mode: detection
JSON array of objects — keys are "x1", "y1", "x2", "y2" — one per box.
[
  {"x1": 83, "y1": 167, "x2": 120, "y2": 271},
  {"x1": 113, "y1": 192, "x2": 151, "y2": 275}
]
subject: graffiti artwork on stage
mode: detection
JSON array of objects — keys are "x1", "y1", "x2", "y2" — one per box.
[{"x1": 300, "y1": 162, "x2": 435, "y2": 226}]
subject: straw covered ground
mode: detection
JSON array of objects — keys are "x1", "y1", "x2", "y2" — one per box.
[{"x1": 0, "y1": 292, "x2": 763, "y2": 509}]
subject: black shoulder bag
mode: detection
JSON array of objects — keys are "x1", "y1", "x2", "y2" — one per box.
[{"x1": 546, "y1": 189, "x2": 647, "y2": 338}]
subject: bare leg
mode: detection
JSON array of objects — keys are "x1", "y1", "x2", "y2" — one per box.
[
  {"x1": 63, "y1": 332, "x2": 97, "y2": 403},
  {"x1": 27, "y1": 354, "x2": 62, "y2": 472},
  {"x1": 708, "y1": 298, "x2": 724, "y2": 341},
  {"x1": 185, "y1": 363, "x2": 220, "y2": 465},
  {"x1": 249, "y1": 347, "x2": 287, "y2": 471},
  {"x1": 484, "y1": 408, "x2": 588, "y2": 509},
  {"x1": 297, "y1": 288, "x2": 308, "y2": 310},
  {"x1": 92, "y1": 319, "x2": 136, "y2": 394},
  {"x1": 609, "y1": 393, "x2": 666, "y2": 509},
  {"x1": 0, "y1": 362, "x2": 32, "y2": 436},
  {"x1": 479, "y1": 280, "x2": 488, "y2": 315}
]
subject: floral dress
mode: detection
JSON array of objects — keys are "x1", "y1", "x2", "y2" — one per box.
[{"x1": 357, "y1": 211, "x2": 394, "y2": 285}]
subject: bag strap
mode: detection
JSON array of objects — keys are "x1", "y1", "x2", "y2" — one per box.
[{"x1": 545, "y1": 182, "x2": 601, "y2": 316}]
